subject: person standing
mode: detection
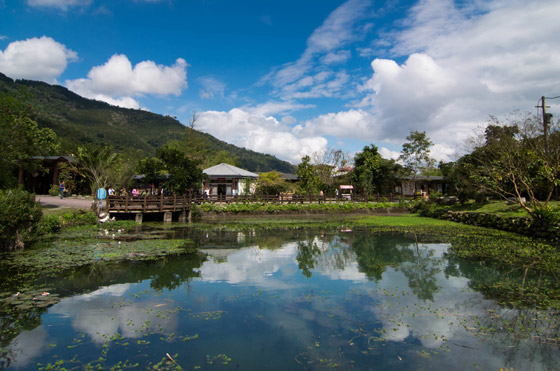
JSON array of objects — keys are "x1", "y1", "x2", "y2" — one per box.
[{"x1": 59, "y1": 181, "x2": 65, "y2": 199}]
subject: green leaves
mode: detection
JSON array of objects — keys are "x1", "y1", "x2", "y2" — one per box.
[
  {"x1": 0, "y1": 189, "x2": 43, "y2": 250},
  {"x1": 0, "y1": 90, "x2": 60, "y2": 189},
  {"x1": 296, "y1": 155, "x2": 320, "y2": 195}
]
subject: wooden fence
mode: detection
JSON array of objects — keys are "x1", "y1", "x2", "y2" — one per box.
[{"x1": 106, "y1": 193, "x2": 414, "y2": 214}]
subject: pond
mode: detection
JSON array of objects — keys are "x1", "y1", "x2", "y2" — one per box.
[{"x1": 0, "y1": 224, "x2": 558, "y2": 370}]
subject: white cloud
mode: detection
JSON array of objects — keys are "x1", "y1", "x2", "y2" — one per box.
[
  {"x1": 379, "y1": 147, "x2": 400, "y2": 160},
  {"x1": 264, "y1": 0, "x2": 372, "y2": 100},
  {"x1": 0, "y1": 36, "x2": 77, "y2": 83},
  {"x1": 65, "y1": 54, "x2": 188, "y2": 109},
  {"x1": 27, "y1": 0, "x2": 92, "y2": 11},
  {"x1": 354, "y1": 0, "x2": 560, "y2": 160},
  {"x1": 198, "y1": 76, "x2": 226, "y2": 99},
  {"x1": 196, "y1": 107, "x2": 327, "y2": 163},
  {"x1": 295, "y1": 109, "x2": 377, "y2": 139},
  {"x1": 320, "y1": 50, "x2": 351, "y2": 65}
]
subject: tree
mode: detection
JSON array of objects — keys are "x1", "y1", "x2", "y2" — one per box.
[
  {"x1": 206, "y1": 150, "x2": 240, "y2": 168},
  {"x1": 296, "y1": 155, "x2": 320, "y2": 195},
  {"x1": 156, "y1": 143, "x2": 202, "y2": 194},
  {"x1": 0, "y1": 90, "x2": 59, "y2": 189},
  {"x1": 256, "y1": 171, "x2": 288, "y2": 195},
  {"x1": 136, "y1": 156, "x2": 166, "y2": 186},
  {"x1": 311, "y1": 148, "x2": 350, "y2": 193},
  {"x1": 460, "y1": 113, "x2": 560, "y2": 219},
  {"x1": 69, "y1": 145, "x2": 118, "y2": 195},
  {"x1": 352, "y1": 145, "x2": 382, "y2": 194},
  {"x1": 399, "y1": 131, "x2": 434, "y2": 194}
]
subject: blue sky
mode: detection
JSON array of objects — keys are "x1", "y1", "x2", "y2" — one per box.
[{"x1": 1, "y1": 0, "x2": 560, "y2": 164}]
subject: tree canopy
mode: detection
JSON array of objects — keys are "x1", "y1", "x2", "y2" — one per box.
[
  {"x1": 399, "y1": 131, "x2": 434, "y2": 194},
  {"x1": 352, "y1": 145, "x2": 382, "y2": 194},
  {"x1": 0, "y1": 90, "x2": 59, "y2": 189},
  {"x1": 459, "y1": 113, "x2": 560, "y2": 219},
  {"x1": 296, "y1": 155, "x2": 320, "y2": 195}
]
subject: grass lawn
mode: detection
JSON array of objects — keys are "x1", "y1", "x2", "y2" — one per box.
[{"x1": 435, "y1": 200, "x2": 560, "y2": 217}]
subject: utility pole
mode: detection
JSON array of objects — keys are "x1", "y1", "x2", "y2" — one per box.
[{"x1": 537, "y1": 96, "x2": 551, "y2": 147}]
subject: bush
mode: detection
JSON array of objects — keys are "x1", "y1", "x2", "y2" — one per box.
[
  {"x1": 60, "y1": 210, "x2": 98, "y2": 227},
  {"x1": 0, "y1": 189, "x2": 43, "y2": 250},
  {"x1": 39, "y1": 214, "x2": 62, "y2": 234},
  {"x1": 48, "y1": 186, "x2": 59, "y2": 197}
]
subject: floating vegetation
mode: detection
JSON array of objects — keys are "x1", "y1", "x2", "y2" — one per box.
[{"x1": 1, "y1": 290, "x2": 60, "y2": 310}]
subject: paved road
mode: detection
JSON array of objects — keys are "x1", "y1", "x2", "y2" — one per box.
[{"x1": 36, "y1": 195, "x2": 94, "y2": 210}]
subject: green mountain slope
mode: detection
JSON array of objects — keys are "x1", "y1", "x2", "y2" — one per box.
[{"x1": 0, "y1": 73, "x2": 294, "y2": 173}]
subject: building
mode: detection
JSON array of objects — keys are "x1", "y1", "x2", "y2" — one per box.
[
  {"x1": 399, "y1": 175, "x2": 445, "y2": 196},
  {"x1": 18, "y1": 156, "x2": 74, "y2": 194},
  {"x1": 202, "y1": 163, "x2": 258, "y2": 196}
]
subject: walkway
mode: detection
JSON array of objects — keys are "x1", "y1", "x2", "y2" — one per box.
[{"x1": 36, "y1": 195, "x2": 93, "y2": 210}]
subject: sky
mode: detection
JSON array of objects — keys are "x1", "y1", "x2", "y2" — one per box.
[{"x1": 1, "y1": 0, "x2": 560, "y2": 164}]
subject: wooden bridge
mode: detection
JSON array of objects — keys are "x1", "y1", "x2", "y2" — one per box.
[{"x1": 106, "y1": 194, "x2": 192, "y2": 223}]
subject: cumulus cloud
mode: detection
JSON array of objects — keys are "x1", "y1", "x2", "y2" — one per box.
[
  {"x1": 0, "y1": 36, "x2": 77, "y2": 83},
  {"x1": 354, "y1": 0, "x2": 560, "y2": 159},
  {"x1": 379, "y1": 147, "x2": 400, "y2": 160},
  {"x1": 295, "y1": 109, "x2": 377, "y2": 139},
  {"x1": 27, "y1": 0, "x2": 92, "y2": 11},
  {"x1": 65, "y1": 54, "x2": 188, "y2": 109},
  {"x1": 196, "y1": 107, "x2": 327, "y2": 163}
]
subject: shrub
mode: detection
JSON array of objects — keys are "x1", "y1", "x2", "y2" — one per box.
[
  {"x1": 48, "y1": 186, "x2": 59, "y2": 197},
  {"x1": 60, "y1": 210, "x2": 98, "y2": 227},
  {"x1": 0, "y1": 189, "x2": 43, "y2": 250},
  {"x1": 39, "y1": 214, "x2": 62, "y2": 234}
]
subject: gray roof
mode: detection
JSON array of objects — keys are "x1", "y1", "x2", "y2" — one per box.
[
  {"x1": 203, "y1": 163, "x2": 258, "y2": 178},
  {"x1": 403, "y1": 175, "x2": 444, "y2": 181}
]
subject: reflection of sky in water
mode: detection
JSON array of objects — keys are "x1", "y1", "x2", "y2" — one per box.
[{"x1": 5, "y1": 232, "x2": 558, "y2": 370}]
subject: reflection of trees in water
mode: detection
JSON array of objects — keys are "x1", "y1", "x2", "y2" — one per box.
[
  {"x1": 462, "y1": 299, "x2": 560, "y2": 370},
  {"x1": 296, "y1": 233, "x2": 355, "y2": 278},
  {"x1": 444, "y1": 252, "x2": 560, "y2": 310},
  {"x1": 295, "y1": 230, "x2": 443, "y2": 301},
  {"x1": 352, "y1": 232, "x2": 442, "y2": 301},
  {"x1": 352, "y1": 233, "x2": 415, "y2": 281},
  {"x1": 398, "y1": 238, "x2": 442, "y2": 301},
  {"x1": 0, "y1": 252, "x2": 207, "y2": 366},
  {"x1": 445, "y1": 247, "x2": 560, "y2": 370},
  {"x1": 0, "y1": 306, "x2": 43, "y2": 368}
]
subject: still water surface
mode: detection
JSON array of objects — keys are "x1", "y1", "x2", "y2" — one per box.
[{"x1": 2, "y1": 226, "x2": 558, "y2": 370}]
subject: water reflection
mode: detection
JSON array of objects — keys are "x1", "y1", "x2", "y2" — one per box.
[{"x1": 1, "y1": 227, "x2": 558, "y2": 370}]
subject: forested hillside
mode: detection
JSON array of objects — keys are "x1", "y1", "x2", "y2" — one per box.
[{"x1": 0, "y1": 73, "x2": 294, "y2": 173}]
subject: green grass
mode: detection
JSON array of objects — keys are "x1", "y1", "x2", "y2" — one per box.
[{"x1": 440, "y1": 200, "x2": 560, "y2": 217}]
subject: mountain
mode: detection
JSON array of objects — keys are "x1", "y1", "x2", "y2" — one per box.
[{"x1": 0, "y1": 73, "x2": 295, "y2": 173}]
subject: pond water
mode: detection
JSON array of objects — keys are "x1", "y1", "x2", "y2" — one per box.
[{"x1": 1, "y1": 225, "x2": 558, "y2": 370}]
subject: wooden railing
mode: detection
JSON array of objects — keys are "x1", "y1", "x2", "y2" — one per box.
[
  {"x1": 107, "y1": 194, "x2": 191, "y2": 213},
  {"x1": 106, "y1": 193, "x2": 413, "y2": 214}
]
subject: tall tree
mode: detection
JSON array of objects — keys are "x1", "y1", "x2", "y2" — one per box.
[
  {"x1": 399, "y1": 131, "x2": 434, "y2": 194},
  {"x1": 352, "y1": 145, "x2": 382, "y2": 194},
  {"x1": 296, "y1": 155, "x2": 320, "y2": 195},
  {"x1": 69, "y1": 145, "x2": 119, "y2": 194},
  {"x1": 256, "y1": 171, "x2": 288, "y2": 195},
  {"x1": 311, "y1": 147, "x2": 350, "y2": 193},
  {"x1": 136, "y1": 156, "x2": 166, "y2": 186},
  {"x1": 156, "y1": 142, "x2": 202, "y2": 194}
]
